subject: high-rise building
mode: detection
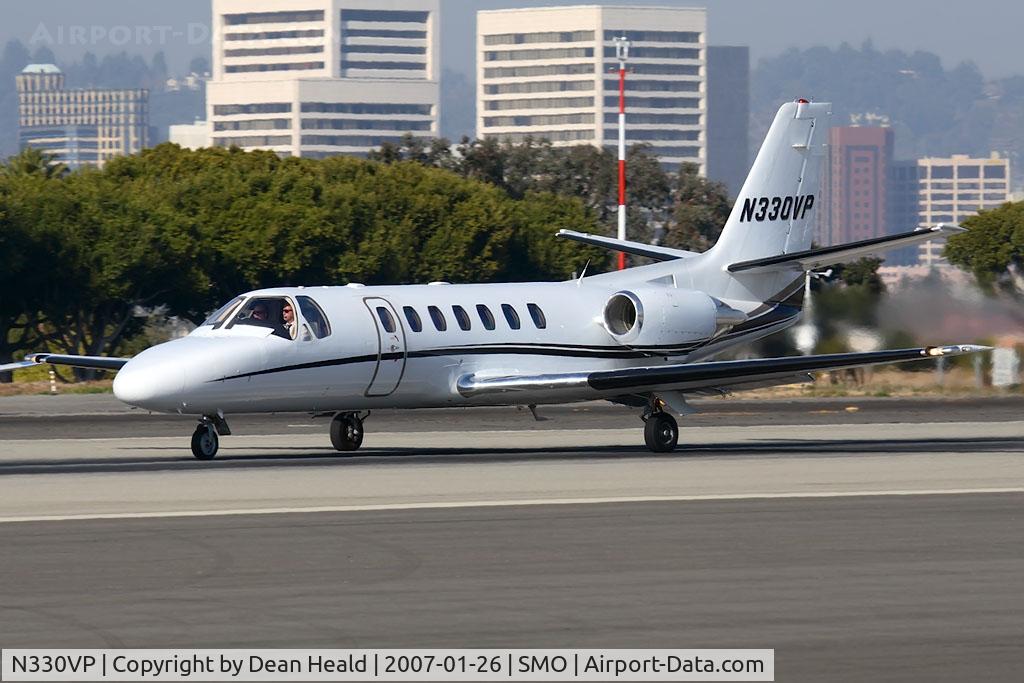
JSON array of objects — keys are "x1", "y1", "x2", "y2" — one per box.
[
  {"x1": 884, "y1": 159, "x2": 922, "y2": 265},
  {"x1": 208, "y1": 0, "x2": 440, "y2": 158},
  {"x1": 16, "y1": 64, "x2": 149, "y2": 169},
  {"x1": 476, "y1": 5, "x2": 706, "y2": 173},
  {"x1": 914, "y1": 153, "x2": 1011, "y2": 266},
  {"x1": 170, "y1": 121, "x2": 214, "y2": 150},
  {"x1": 706, "y1": 45, "x2": 749, "y2": 197},
  {"x1": 820, "y1": 126, "x2": 894, "y2": 246}
]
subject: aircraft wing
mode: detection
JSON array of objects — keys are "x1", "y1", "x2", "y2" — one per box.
[
  {"x1": 0, "y1": 353, "x2": 130, "y2": 373},
  {"x1": 456, "y1": 345, "x2": 988, "y2": 398},
  {"x1": 556, "y1": 229, "x2": 698, "y2": 262},
  {"x1": 728, "y1": 224, "x2": 965, "y2": 273}
]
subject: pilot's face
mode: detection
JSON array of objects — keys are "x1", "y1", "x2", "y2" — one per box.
[
  {"x1": 252, "y1": 305, "x2": 268, "y2": 320},
  {"x1": 282, "y1": 304, "x2": 294, "y2": 323}
]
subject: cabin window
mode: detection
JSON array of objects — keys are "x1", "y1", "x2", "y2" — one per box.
[
  {"x1": 403, "y1": 306, "x2": 423, "y2": 332},
  {"x1": 527, "y1": 303, "x2": 547, "y2": 329},
  {"x1": 428, "y1": 305, "x2": 447, "y2": 331},
  {"x1": 296, "y1": 296, "x2": 331, "y2": 339},
  {"x1": 203, "y1": 296, "x2": 245, "y2": 327},
  {"x1": 476, "y1": 304, "x2": 496, "y2": 331},
  {"x1": 376, "y1": 306, "x2": 397, "y2": 333},
  {"x1": 452, "y1": 305, "x2": 471, "y2": 331},
  {"x1": 501, "y1": 303, "x2": 521, "y2": 330}
]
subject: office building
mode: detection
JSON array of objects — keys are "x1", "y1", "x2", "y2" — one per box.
[
  {"x1": 16, "y1": 64, "x2": 149, "y2": 169},
  {"x1": 169, "y1": 121, "x2": 213, "y2": 150},
  {"x1": 208, "y1": 0, "x2": 440, "y2": 158},
  {"x1": 706, "y1": 45, "x2": 749, "y2": 197},
  {"x1": 820, "y1": 126, "x2": 894, "y2": 246},
  {"x1": 477, "y1": 5, "x2": 706, "y2": 173},
  {"x1": 884, "y1": 160, "x2": 922, "y2": 265},
  {"x1": 914, "y1": 153, "x2": 1011, "y2": 265}
]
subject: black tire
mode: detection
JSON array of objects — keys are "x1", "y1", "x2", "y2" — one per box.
[
  {"x1": 644, "y1": 412, "x2": 678, "y2": 452},
  {"x1": 191, "y1": 425, "x2": 219, "y2": 460},
  {"x1": 330, "y1": 413, "x2": 364, "y2": 452}
]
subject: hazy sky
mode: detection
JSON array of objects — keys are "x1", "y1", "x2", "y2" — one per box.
[{"x1": 3, "y1": 0, "x2": 1023, "y2": 79}]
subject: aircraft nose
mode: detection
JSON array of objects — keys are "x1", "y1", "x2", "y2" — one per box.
[{"x1": 112, "y1": 346, "x2": 186, "y2": 411}]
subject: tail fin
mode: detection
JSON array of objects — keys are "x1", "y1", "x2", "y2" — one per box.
[{"x1": 708, "y1": 100, "x2": 831, "y2": 266}]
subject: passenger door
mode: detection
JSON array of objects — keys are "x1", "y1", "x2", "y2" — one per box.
[{"x1": 363, "y1": 297, "x2": 407, "y2": 397}]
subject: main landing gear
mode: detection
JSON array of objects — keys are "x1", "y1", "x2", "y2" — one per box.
[
  {"x1": 642, "y1": 405, "x2": 679, "y2": 453},
  {"x1": 330, "y1": 411, "x2": 366, "y2": 452}
]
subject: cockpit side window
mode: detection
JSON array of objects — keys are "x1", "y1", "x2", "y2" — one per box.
[
  {"x1": 296, "y1": 296, "x2": 331, "y2": 339},
  {"x1": 202, "y1": 296, "x2": 245, "y2": 328}
]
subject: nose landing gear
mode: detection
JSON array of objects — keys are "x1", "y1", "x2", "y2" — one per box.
[
  {"x1": 330, "y1": 411, "x2": 366, "y2": 452},
  {"x1": 190, "y1": 413, "x2": 231, "y2": 460},
  {"x1": 191, "y1": 423, "x2": 219, "y2": 460}
]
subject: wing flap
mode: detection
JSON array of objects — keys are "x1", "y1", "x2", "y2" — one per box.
[
  {"x1": 728, "y1": 225, "x2": 965, "y2": 273},
  {"x1": 457, "y1": 345, "x2": 988, "y2": 398},
  {"x1": 684, "y1": 372, "x2": 816, "y2": 396}
]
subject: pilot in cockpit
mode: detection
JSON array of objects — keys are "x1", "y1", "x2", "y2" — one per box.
[
  {"x1": 239, "y1": 300, "x2": 294, "y2": 340},
  {"x1": 250, "y1": 303, "x2": 269, "y2": 322},
  {"x1": 281, "y1": 302, "x2": 297, "y2": 340}
]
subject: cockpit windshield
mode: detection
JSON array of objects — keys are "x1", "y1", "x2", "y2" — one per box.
[
  {"x1": 201, "y1": 296, "x2": 245, "y2": 327},
  {"x1": 228, "y1": 297, "x2": 297, "y2": 340}
]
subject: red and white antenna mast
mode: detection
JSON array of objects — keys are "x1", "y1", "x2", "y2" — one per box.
[{"x1": 614, "y1": 35, "x2": 630, "y2": 270}]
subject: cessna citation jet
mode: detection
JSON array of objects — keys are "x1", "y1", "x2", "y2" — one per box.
[{"x1": 3, "y1": 101, "x2": 987, "y2": 459}]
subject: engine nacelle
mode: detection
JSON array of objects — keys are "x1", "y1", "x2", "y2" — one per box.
[{"x1": 602, "y1": 287, "x2": 746, "y2": 348}]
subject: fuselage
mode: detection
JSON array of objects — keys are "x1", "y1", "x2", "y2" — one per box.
[
  {"x1": 112, "y1": 263, "x2": 804, "y2": 416},
  {"x1": 111, "y1": 100, "x2": 836, "y2": 419}
]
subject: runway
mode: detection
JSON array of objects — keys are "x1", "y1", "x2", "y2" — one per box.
[{"x1": 1, "y1": 396, "x2": 1022, "y2": 681}]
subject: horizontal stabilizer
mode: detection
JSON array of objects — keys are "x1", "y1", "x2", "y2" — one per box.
[
  {"x1": 556, "y1": 229, "x2": 697, "y2": 262},
  {"x1": 457, "y1": 345, "x2": 989, "y2": 398},
  {"x1": 727, "y1": 224, "x2": 965, "y2": 273}
]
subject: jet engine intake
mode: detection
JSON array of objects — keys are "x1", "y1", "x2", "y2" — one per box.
[{"x1": 602, "y1": 288, "x2": 747, "y2": 349}]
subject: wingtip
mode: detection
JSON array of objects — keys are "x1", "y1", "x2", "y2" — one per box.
[{"x1": 925, "y1": 344, "x2": 993, "y2": 357}]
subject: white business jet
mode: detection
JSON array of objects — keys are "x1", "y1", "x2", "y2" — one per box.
[{"x1": 3, "y1": 101, "x2": 986, "y2": 459}]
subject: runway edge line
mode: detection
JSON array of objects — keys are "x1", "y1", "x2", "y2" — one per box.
[{"x1": 2, "y1": 487, "x2": 1024, "y2": 524}]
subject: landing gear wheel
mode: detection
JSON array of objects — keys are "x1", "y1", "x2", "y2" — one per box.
[
  {"x1": 644, "y1": 412, "x2": 678, "y2": 452},
  {"x1": 191, "y1": 425, "x2": 219, "y2": 460},
  {"x1": 330, "y1": 413, "x2": 364, "y2": 452}
]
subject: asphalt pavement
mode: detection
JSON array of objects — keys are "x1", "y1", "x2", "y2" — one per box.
[{"x1": 0, "y1": 397, "x2": 1022, "y2": 682}]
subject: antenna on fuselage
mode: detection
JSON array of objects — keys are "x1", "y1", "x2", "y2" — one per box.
[{"x1": 577, "y1": 260, "x2": 591, "y2": 287}]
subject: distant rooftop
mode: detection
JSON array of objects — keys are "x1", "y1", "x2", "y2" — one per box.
[{"x1": 22, "y1": 64, "x2": 62, "y2": 74}]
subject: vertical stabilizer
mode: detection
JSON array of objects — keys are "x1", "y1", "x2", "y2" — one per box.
[
  {"x1": 712, "y1": 100, "x2": 830, "y2": 262},
  {"x1": 694, "y1": 100, "x2": 830, "y2": 303}
]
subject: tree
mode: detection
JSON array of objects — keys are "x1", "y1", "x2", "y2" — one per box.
[
  {"x1": 834, "y1": 257, "x2": 884, "y2": 294},
  {"x1": 814, "y1": 258, "x2": 886, "y2": 331},
  {"x1": 2, "y1": 146, "x2": 67, "y2": 178},
  {"x1": 662, "y1": 162, "x2": 731, "y2": 251},
  {"x1": 32, "y1": 154, "x2": 213, "y2": 377},
  {"x1": 0, "y1": 174, "x2": 49, "y2": 381},
  {"x1": 945, "y1": 201, "x2": 1024, "y2": 295}
]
